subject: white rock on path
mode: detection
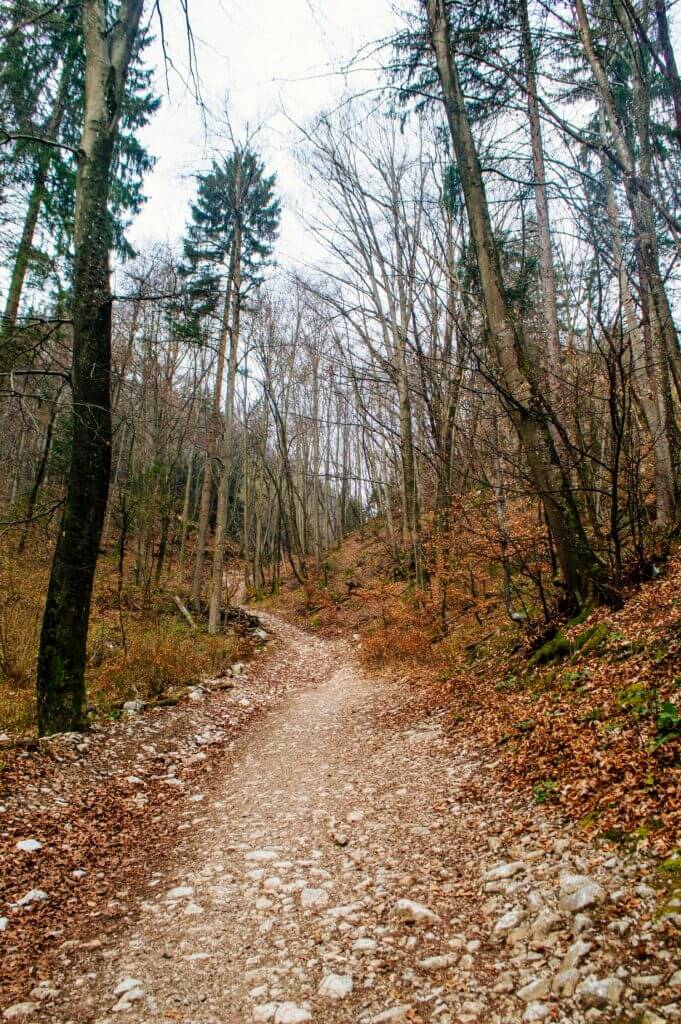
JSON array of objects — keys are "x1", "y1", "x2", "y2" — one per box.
[
  {"x1": 370, "y1": 1008, "x2": 413, "y2": 1023},
  {"x1": 113, "y1": 978, "x2": 144, "y2": 997},
  {"x1": 3, "y1": 1005, "x2": 38, "y2": 1021},
  {"x1": 112, "y1": 990, "x2": 144, "y2": 1013},
  {"x1": 0, "y1": 917, "x2": 8, "y2": 931},
  {"x1": 318, "y1": 973, "x2": 353, "y2": 999},
  {"x1": 418, "y1": 955, "x2": 456, "y2": 971},
  {"x1": 15, "y1": 889, "x2": 48, "y2": 906},
  {"x1": 560, "y1": 939, "x2": 592, "y2": 970},
  {"x1": 15, "y1": 839, "x2": 42, "y2": 853},
  {"x1": 273, "y1": 1004, "x2": 311, "y2": 1024},
  {"x1": 484, "y1": 861, "x2": 526, "y2": 882},
  {"x1": 253, "y1": 1004, "x2": 279, "y2": 1022},
  {"x1": 517, "y1": 978, "x2": 549, "y2": 1002},
  {"x1": 523, "y1": 1001, "x2": 550, "y2": 1021},
  {"x1": 493, "y1": 907, "x2": 526, "y2": 934},
  {"x1": 246, "y1": 850, "x2": 280, "y2": 863},
  {"x1": 576, "y1": 977, "x2": 624, "y2": 1008},
  {"x1": 552, "y1": 968, "x2": 580, "y2": 997},
  {"x1": 559, "y1": 872, "x2": 605, "y2": 913},
  {"x1": 300, "y1": 887, "x2": 329, "y2": 909},
  {"x1": 393, "y1": 898, "x2": 440, "y2": 924},
  {"x1": 166, "y1": 886, "x2": 194, "y2": 900},
  {"x1": 353, "y1": 937, "x2": 377, "y2": 953}
]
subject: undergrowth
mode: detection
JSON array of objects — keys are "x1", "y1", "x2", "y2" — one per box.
[
  {"x1": 264, "y1": 522, "x2": 681, "y2": 853},
  {"x1": 0, "y1": 544, "x2": 246, "y2": 735}
]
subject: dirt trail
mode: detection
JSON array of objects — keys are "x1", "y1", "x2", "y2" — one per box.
[{"x1": 7, "y1": 614, "x2": 679, "y2": 1024}]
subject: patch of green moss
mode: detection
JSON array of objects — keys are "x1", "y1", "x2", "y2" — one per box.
[
  {"x1": 533, "y1": 779, "x2": 558, "y2": 804},
  {"x1": 573, "y1": 622, "x2": 610, "y2": 656},
  {"x1": 566, "y1": 601, "x2": 596, "y2": 628},
  {"x1": 659, "y1": 850, "x2": 681, "y2": 878},
  {"x1": 527, "y1": 631, "x2": 569, "y2": 668}
]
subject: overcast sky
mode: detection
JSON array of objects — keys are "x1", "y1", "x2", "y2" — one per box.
[{"x1": 128, "y1": 0, "x2": 398, "y2": 269}]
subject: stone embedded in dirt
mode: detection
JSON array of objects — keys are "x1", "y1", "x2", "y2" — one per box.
[
  {"x1": 552, "y1": 968, "x2": 580, "y2": 997},
  {"x1": 531, "y1": 909, "x2": 563, "y2": 946},
  {"x1": 393, "y1": 898, "x2": 440, "y2": 924},
  {"x1": 253, "y1": 629, "x2": 268, "y2": 642},
  {"x1": 253, "y1": 1004, "x2": 279, "y2": 1022},
  {"x1": 166, "y1": 885, "x2": 194, "y2": 899},
  {"x1": 113, "y1": 978, "x2": 144, "y2": 997},
  {"x1": 15, "y1": 888, "x2": 48, "y2": 906},
  {"x1": 641, "y1": 1013, "x2": 667, "y2": 1024},
  {"x1": 123, "y1": 700, "x2": 144, "y2": 713},
  {"x1": 15, "y1": 838, "x2": 42, "y2": 853},
  {"x1": 112, "y1": 988, "x2": 145, "y2": 1013},
  {"x1": 493, "y1": 907, "x2": 526, "y2": 934},
  {"x1": 576, "y1": 976, "x2": 624, "y2": 1008},
  {"x1": 353, "y1": 937, "x2": 377, "y2": 953},
  {"x1": 29, "y1": 982, "x2": 57, "y2": 1002},
  {"x1": 559, "y1": 872, "x2": 605, "y2": 913},
  {"x1": 418, "y1": 955, "x2": 456, "y2": 971},
  {"x1": 273, "y1": 1003, "x2": 311, "y2": 1023},
  {"x1": 232, "y1": 662, "x2": 245, "y2": 676},
  {"x1": 246, "y1": 850, "x2": 280, "y2": 862},
  {"x1": 523, "y1": 1002, "x2": 549, "y2": 1021},
  {"x1": 2, "y1": 1004, "x2": 39, "y2": 1020},
  {"x1": 560, "y1": 939, "x2": 592, "y2": 971},
  {"x1": 573, "y1": 913, "x2": 593, "y2": 935},
  {"x1": 300, "y1": 886, "x2": 329, "y2": 908},
  {"x1": 517, "y1": 978, "x2": 549, "y2": 1001},
  {"x1": 484, "y1": 861, "x2": 526, "y2": 882},
  {"x1": 0, "y1": 917, "x2": 8, "y2": 931},
  {"x1": 493, "y1": 972, "x2": 515, "y2": 994},
  {"x1": 318, "y1": 973, "x2": 353, "y2": 999},
  {"x1": 630, "y1": 974, "x2": 664, "y2": 990},
  {"x1": 369, "y1": 1008, "x2": 413, "y2": 1023}
]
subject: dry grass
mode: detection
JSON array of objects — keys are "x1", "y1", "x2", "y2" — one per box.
[{"x1": 0, "y1": 543, "x2": 247, "y2": 735}]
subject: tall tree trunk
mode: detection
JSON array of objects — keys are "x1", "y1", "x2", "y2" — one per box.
[
  {"x1": 519, "y1": 0, "x2": 561, "y2": 397},
  {"x1": 36, "y1": 0, "x2": 145, "y2": 735},
  {"x1": 208, "y1": 224, "x2": 242, "y2": 633},
  {"x1": 425, "y1": 0, "x2": 603, "y2": 608},
  {"x1": 190, "y1": 268, "x2": 233, "y2": 606},
  {"x1": 1, "y1": 52, "x2": 74, "y2": 371},
  {"x1": 598, "y1": 115, "x2": 675, "y2": 525}
]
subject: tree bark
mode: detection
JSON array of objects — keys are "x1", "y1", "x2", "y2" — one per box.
[
  {"x1": 190, "y1": 265, "x2": 233, "y2": 606},
  {"x1": 425, "y1": 0, "x2": 603, "y2": 608},
  {"x1": 208, "y1": 223, "x2": 241, "y2": 633},
  {"x1": 36, "y1": 0, "x2": 145, "y2": 735}
]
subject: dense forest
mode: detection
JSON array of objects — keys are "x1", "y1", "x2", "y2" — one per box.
[
  {"x1": 1, "y1": 2, "x2": 681, "y2": 1021},
  {"x1": 3, "y1": 0, "x2": 681, "y2": 731}
]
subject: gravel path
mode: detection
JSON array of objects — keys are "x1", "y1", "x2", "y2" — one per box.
[{"x1": 8, "y1": 614, "x2": 679, "y2": 1024}]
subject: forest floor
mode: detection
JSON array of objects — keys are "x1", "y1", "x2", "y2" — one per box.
[{"x1": 2, "y1": 611, "x2": 679, "y2": 1024}]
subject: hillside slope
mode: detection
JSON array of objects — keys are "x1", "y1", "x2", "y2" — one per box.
[{"x1": 265, "y1": 525, "x2": 681, "y2": 856}]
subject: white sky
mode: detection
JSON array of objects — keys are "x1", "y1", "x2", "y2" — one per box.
[{"x1": 128, "y1": 0, "x2": 398, "y2": 270}]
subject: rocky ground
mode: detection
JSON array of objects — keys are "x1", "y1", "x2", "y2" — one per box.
[{"x1": 2, "y1": 613, "x2": 679, "y2": 1023}]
